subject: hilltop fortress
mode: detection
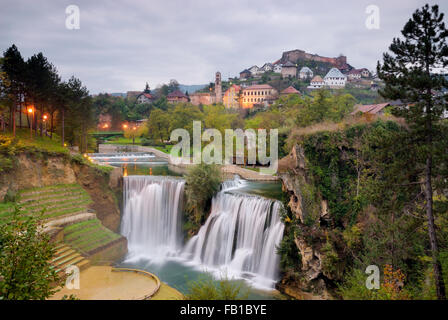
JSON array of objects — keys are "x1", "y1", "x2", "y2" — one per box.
[{"x1": 276, "y1": 49, "x2": 351, "y2": 72}]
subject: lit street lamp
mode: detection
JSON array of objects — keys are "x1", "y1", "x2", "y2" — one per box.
[
  {"x1": 132, "y1": 126, "x2": 137, "y2": 145},
  {"x1": 27, "y1": 107, "x2": 34, "y2": 138},
  {"x1": 42, "y1": 114, "x2": 48, "y2": 136}
]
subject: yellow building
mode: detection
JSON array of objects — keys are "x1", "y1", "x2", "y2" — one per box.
[
  {"x1": 241, "y1": 84, "x2": 278, "y2": 109},
  {"x1": 223, "y1": 84, "x2": 241, "y2": 109}
]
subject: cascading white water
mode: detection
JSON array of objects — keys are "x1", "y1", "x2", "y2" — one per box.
[
  {"x1": 121, "y1": 174, "x2": 284, "y2": 290},
  {"x1": 121, "y1": 176, "x2": 185, "y2": 262},
  {"x1": 182, "y1": 185, "x2": 285, "y2": 290},
  {"x1": 220, "y1": 174, "x2": 247, "y2": 190}
]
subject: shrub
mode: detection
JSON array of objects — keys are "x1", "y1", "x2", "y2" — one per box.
[
  {"x1": 338, "y1": 265, "x2": 411, "y2": 300},
  {"x1": 3, "y1": 189, "x2": 18, "y2": 203},
  {"x1": 185, "y1": 274, "x2": 249, "y2": 300},
  {"x1": 0, "y1": 206, "x2": 61, "y2": 299},
  {"x1": 184, "y1": 163, "x2": 221, "y2": 234}
]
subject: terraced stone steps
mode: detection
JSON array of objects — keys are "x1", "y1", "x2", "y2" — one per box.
[
  {"x1": 0, "y1": 184, "x2": 92, "y2": 221},
  {"x1": 63, "y1": 219, "x2": 122, "y2": 255},
  {"x1": 50, "y1": 243, "x2": 90, "y2": 275}
]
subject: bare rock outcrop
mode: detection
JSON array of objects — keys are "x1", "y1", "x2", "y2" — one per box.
[{"x1": 277, "y1": 144, "x2": 338, "y2": 298}]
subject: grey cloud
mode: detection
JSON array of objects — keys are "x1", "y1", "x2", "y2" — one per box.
[{"x1": 1, "y1": 0, "x2": 447, "y2": 94}]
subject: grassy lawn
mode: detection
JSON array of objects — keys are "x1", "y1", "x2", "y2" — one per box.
[
  {"x1": 1, "y1": 128, "x2": 69, "y2": 155},
  {"x1": 105, "y1": 136, "x2": 142, "y2": 145},
  {"x1": 153, "y1": 145, "x2": 173, "y2": 154},
  {"x1": 63, "y1": 218, "x2": 121, "y2": 253},
  {"x1": 242, "y1": 166, "x2": 260, "y2": 172}
]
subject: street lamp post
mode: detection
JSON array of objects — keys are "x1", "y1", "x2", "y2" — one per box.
[
  {"x1": 27, "y1": 107, "x2": 34, "y2": 139},
  {"x1": 132, "y1": 126, "x2": 137, "y2": 145},
  {"x1": 43, "y1": 114, "x2": 48, "y2": 136}
]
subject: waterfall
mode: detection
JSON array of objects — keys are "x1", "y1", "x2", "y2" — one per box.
[
  {"x1": 220, "y1": 174, "x2": 246, "y2": 191},
  {"x1": 182, "y1": 188, "x2": 285, "y2": 290},
  {"x1": 121, "y1": 174, "x2": 284, "y2": 290},
  {"x1": 121, "y1": 176, "x2": 185, "y2": 261}
]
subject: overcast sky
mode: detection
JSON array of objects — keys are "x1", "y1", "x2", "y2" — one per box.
[{"x1": 1, "y1": 0, "x2": 447, "y2": 94}]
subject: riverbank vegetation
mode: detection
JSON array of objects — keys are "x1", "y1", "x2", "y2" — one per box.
[
  {"x1": 183, "y1": 163, "x2": 221, "y2": 237},
  {"x1": 0, "y1": 207, "x2": 61, "y2": 299},
  {"x1": 185, "y1": 274, "x2": 250, "y2": 300}
]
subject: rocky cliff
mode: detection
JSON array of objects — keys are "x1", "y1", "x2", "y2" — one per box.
[{"x1": 276, "y1": 144, "x2": 344, "y2": 299}]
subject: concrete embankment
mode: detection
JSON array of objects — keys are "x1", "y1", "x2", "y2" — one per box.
[{"x1": 98, "y1": 144, "x2": 279, "y2": 181}]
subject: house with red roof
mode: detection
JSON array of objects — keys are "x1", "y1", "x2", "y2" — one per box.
[
  {"x1": 307, "y1": 75, "x2": 325, "y2": 89},
  {"x1": 347, "y1": 69, "x2": 362, "y2": 80},
  {"x1": 350, "y1": 103, "x2": 391, "y2": 115},
  {"x1": 280, "y1": 86, "x2": 301, "y2": 96},
  {"x1": 167, "y1": 90, "x2": 189, "y2": 103},
  {"x1": 135, "y1": 83, "x2": 155, "y2": 104}
]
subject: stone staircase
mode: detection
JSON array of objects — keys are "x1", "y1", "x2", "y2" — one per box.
[
  {"x1": 51, "y1": 242, "x2": 90, "y2": 275},
  {"x1": 0, "y1": 183, "x2": 126, "y2": 271}
]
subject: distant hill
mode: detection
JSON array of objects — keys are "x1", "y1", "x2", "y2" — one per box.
[
  {"x1": 110, "y1": 93, "x2": 126, "y2": 97},
  {"x1": 178, "y1": 84, "x2": 208, "y2": 94}
]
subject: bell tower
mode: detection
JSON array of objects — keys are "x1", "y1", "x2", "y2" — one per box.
[{"x1": 215, "y1": 71, "x2": 222, "y2": 103}]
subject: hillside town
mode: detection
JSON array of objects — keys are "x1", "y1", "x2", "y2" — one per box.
[{"x1": 124, "y1": 48, "x2": 381, "y2": 112}]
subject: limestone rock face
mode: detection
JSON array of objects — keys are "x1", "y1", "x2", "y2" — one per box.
[
  {"x1": 278, "y1": 144, "x2": 307, "y2": 223},
  {"x1": 0, "y1": 154, "x2": 77, "y2": 196},
  {"x1": 294, "y1": 238, "x2": 322, "y2": 281},
  {"x1": 278, "y1": 144, "x2": 331, "y2": 296}
]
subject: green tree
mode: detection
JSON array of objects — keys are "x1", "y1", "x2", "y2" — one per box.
[
  {"x1": 377, "y1": 4, "x2": 448, "y2": 299},
  {"x1": 1, "y1": 45, "x2": 26, "y2": 137},
  {"x1": 184, "y1": 163, "x2": 221, "y2": 233},
  {"x1": 26, "y1": 53, "x2": 60, "y2": 137},
  {"x1": 0, "y1": 207, "x2": 61, "y2": 300},
  {"x1": 63, "y1": 76, "x2": 93, "y2": 151},
  {"x1": 146, "y1": 108, "x2": 171, "y2": 143},
  {"x1": 169, "y1": 104, "x2": 203, "y2": 138}
]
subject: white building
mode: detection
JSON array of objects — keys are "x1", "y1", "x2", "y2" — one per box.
[
  {"x1": 347, "y1": 69, "x2": 362, "y2": 80},
  {"x1": 273, "y1": 64, "x2": 282, "y2": 73},
  {"x1": 324, "y1": 68, "x2": 347, "y2": 88},
  {"x1": 307, "y1": 75, "x2": 325, "y2": 89},
  {"x1": 260, "y1": 63, "x2": 273, "y2": 72},
  {"x1": 299, "y1": 67, "x2": 313, "y2": 80},
  {"x1": 248, "y1": 65, "x2": 261, "y2": 76}
]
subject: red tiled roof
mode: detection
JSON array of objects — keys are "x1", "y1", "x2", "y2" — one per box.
[
  {"x1": 143, "y1": 93, "x2": 153, "y2": 99},
  {"x1": 167, "y1": 90, "x2": 187, "y2": 98},
  {"x1": 244, "y1": 84, "x2": 274, "y2": 90},
  {"x1": 348, "y1": 69, "x2": 361, "y2": 75},
  {"x1": 351, "y1": 103, "x2": 390, "y2": 115},
  {"x1": 310, "y1": 75, "x2": 324, "y2": 83},
  {"x1": 225, "y1": 84, "x2": 241, "y2": 94},
  {"x1": 281, "y1": 86, "x2": 300, "y2": 95}
]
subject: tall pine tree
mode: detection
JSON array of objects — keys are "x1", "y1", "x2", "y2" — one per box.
[{"x1": 377, "y1": 4, "x2": 448, "y2": 299}]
